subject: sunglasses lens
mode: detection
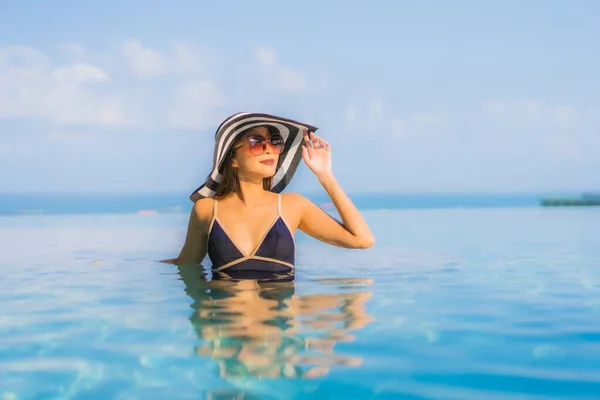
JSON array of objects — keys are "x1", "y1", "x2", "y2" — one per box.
[
  {"x1": 271, "y1": 136, "x2": 284, "y2": 154},
  {"x1": 247, "y1": 137, "x2": 264, "y2": 155}
]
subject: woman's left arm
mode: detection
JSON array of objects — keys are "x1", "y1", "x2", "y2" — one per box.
[{"x1": 293, "y1": 130, "x2": 375, "y2": 249}]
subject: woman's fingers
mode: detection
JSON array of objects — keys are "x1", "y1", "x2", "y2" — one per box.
[
  {"x1": 303, "y1": 129, "x2": 329, "y2": 152},
  {"x1": 303, "y1": 129, "x2": 314, "y2": 148},
  {"x1": 314, "y1": 137, "x2": 328, "y2": 151},
  {"x1": 301, "y1": 140, "x2": 312, "y2": 160},
  {"x1": 308, "y1": 132, "x2": 325, "y2": 148}
]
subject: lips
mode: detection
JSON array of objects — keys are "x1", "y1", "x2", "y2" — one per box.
[{"x1": 259, "y1": 159, "x2": 275, "y2": 165}]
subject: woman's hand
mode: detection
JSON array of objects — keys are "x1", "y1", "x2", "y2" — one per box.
[{"x1": 301, "y1": 129, "x2": 332, "y2": 180}]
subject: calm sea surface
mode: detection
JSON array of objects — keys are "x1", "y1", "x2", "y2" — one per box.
[{"x1": 1, "y1": 194, "x2": 599, "y2": 399}]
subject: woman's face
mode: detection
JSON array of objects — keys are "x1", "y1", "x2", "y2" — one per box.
[{"x1": 231, "y1": 126, "x2": 284, "y2": 179}]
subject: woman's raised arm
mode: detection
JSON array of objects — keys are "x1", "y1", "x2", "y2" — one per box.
[{"x1": 292, "y1": 130, "x2": 375, "y2": 249}]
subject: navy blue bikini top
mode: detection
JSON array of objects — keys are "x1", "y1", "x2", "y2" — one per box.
[{"x1": 206, "y1": 194, "x2": 295, "y2": 281}]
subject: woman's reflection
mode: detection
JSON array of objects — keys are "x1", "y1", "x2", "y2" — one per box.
[{"x1": 177, "y1": 265, "x2": 374, "y2": 380}]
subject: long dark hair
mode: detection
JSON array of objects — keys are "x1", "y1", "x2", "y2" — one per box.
[{"x1": 212, "y1": 128, "x2": 275, "y2": 200}]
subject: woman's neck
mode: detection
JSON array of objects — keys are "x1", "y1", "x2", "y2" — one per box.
[{"x1": 234, "y1": 176, "x2": 271, "y2": 207}]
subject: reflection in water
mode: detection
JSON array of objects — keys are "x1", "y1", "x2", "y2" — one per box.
[{"x1": 177, "y1": 265, "x2": 374, "y2": 382}]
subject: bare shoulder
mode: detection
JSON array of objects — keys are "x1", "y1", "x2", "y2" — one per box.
[
  {"x1": 280, "y1": 192, "x2": 308, "y2": 228},
  {"x1": 281, "y1": 192, "x2": 310, "y2": 208},
  {"x1": 192, "y1": 197, "x2": 215, "y2": 225}
]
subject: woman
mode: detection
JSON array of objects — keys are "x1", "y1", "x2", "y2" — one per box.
[{"x1": 171, "y1": 112, "x2": 374, "y2": 280}]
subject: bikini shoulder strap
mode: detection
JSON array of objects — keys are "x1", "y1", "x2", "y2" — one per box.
[
  {"x1": 277, "y1": 193, "x2": 281, "y2": 216},
  {"x1": 213, "y1": 198, "x2": 218, "y2": 217}
]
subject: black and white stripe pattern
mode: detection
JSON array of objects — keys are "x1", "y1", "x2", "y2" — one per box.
[{"x1": 189, "y1": 112, "x2": 318, "y2": 202}]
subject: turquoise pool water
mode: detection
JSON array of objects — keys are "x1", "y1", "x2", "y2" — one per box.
[{"x1": 1, "y1": 205, "x2": 600, "y2": 399}]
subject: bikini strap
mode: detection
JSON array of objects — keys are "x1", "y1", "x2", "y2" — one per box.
[
  {"x1": 277, "y1": 193, "x2": 281, "y2": 216},
  {"x1": 206, "y1": 198, "x2": 218, "y2": 248}
]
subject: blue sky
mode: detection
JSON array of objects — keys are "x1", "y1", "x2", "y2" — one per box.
[{"x1": 1, "y1": 0, "x2": 599, "y2": 194}]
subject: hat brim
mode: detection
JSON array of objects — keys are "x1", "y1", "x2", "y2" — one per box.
[{"x1": 189, "y1": 112, "x2": 318, "y2": 202}]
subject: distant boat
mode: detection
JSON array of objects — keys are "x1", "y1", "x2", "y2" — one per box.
[
  {"x1": 319, "y1": 202, "x2": 334, "y2": 210},
  {"x1": 137, "y1": 209, "x2": 158, "y2": 215},
  {"x1": 540, "y1": 193, "x2": 600, "y2": 207},
  {"x1": 581, "y1": 193, "x2": 600, "y2": 200}
]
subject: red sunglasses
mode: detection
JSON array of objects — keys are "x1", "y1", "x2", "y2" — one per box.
[{"x1": 235, "y1": 135, "x2": 285, "y2": 155}]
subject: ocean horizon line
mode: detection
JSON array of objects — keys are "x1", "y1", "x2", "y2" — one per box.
[
  {"x1": 0, "y1": 190, "x2": 589, "y2": 197},
  {"x1": 0, "y1": 191, "x2": 582, "y2": 217}
]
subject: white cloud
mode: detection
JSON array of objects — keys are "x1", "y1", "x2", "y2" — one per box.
[
  {"x1": 120, "y1": 40, "x2": 217, "y2": 78},
  {"x1": 343, "y1": 99, "x2": 386, "y2": 135},
  {"x1": 120, "y1": 40, "x2": 167, "y2": 78},
  {"x1": 0, "y1": 43, "x2": 226, "y2": 129},
  {"x1": 256, "y1": 46, "x2": 276, "y2": 66},
  {"x1": 172, "y1": 42, "x2": 202, "y2": 73},
  {"x1": 0, "y1": 45, "x2": 124, "y2": 126},
  {"x1": 275, "y1": 66, "x2": 309, "y2": 92},
  {"x1": 0, "y1": 42, "x2": 316, "y2": 132},
  {"x1": 50, "y1": 63, "x2": 109, "y2": 84},
  {"x1": 255, "y1": 46, "x2": 309, "y2": 93},
  {"x1": 0, "y1": 45, "x2": 49, "y2": 69},
  {"x1": 57, "y1": 42, "x2": 85, "y2": 58},
  {"x1": 166, "y1": 80, "x2": 225, "y2": 130},
  {"x1": 344, "y1": 99, "x2": 446, "y2": 138},
  {"x1": 391, "y1": 118, "x2": 404, "y2": 137},
  {"x1": 483, "y1": 99, "x2": 579, "y2": 130}
]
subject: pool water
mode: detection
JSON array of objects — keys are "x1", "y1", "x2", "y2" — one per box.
[{"x1": 1, "y1": 206, "x2": 599, "y2": 399}]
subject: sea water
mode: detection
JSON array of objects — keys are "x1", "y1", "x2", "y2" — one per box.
[{"x1": 1, "y1": 197, "x2": 599, "y2": 399}]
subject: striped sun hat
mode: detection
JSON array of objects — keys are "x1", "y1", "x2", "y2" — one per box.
[{"x1": 189, "y1": 112, "x2": 318, "y2": 202}]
